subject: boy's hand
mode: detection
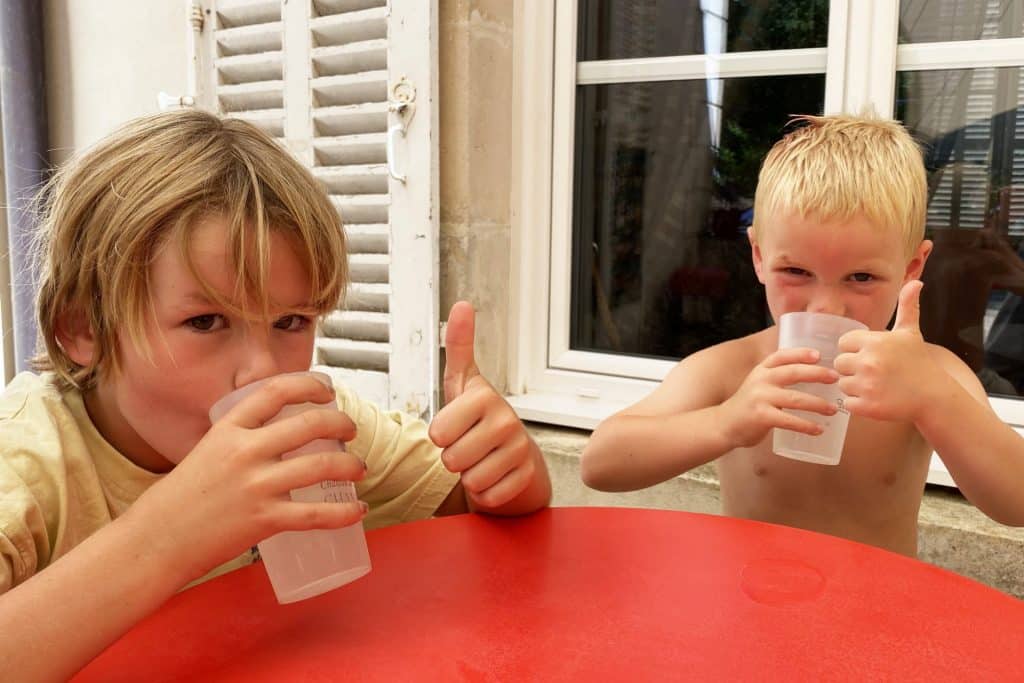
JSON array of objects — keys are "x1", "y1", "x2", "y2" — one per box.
[
  {"x1": 718, "y1": 347, "x2": 841, "y2": 448},
  {"x1": 137, "y1": 374, "x2": 368, "y2": 580},
  {"x1": 834, "y1": 280, "x2": 939, "y2": 423},
  {"x1": 429, "y1": 301, "x2": 545, "y2": 511}
]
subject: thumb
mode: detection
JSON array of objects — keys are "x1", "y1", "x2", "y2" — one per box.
[
  {"x1": 893, "y1": 279, "x2": 923, "y2": 333},
  {"x1": 443, "y1": 301, "x2": 480, "y2": 403}
]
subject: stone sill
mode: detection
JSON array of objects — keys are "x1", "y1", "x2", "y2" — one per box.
[{"x1": 527, "y1": 423, "x2": 1024, "y2": 599}]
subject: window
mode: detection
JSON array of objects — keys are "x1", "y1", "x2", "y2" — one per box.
[
  {"x1": 895, "y1": 0, "x2": 1024, "y2": 427},
  {"x1": 512, "y1": 0, "x2": 1024, "y2": 485}
]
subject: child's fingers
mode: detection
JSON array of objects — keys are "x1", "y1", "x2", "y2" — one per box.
[
  {"x1": 466, "y1": 463, "x2": 532, "y2": 510},
  {"x1": 436, "y1": 408, "x2": 518, "y2": 472},
  {"x1": 775, "y1": 389, "x2": 837, "y2": 416},
  {"x1": 767, "y1": 363, "x2": 839, "y2": 388},
  {"x1": 223, "y1": 375, "x2": 336, "y2": 429},
  {"x1": 443, "y1": 301, "x2": 481, "y2": 403},
  {"x1": 428, "y1": 379, "x2": 493, "y2": 448},
  {"x1": 458, "y1": 443, "x2": 524, "y2": 494},
  {"x1": 255, "y1": 408, "x2": 357, "y2": 458},
  {"x1": 270, "y1": 449, "x2": 367, "y2": 492},
  {"x1": 837, "y1": 329, "x2": 872, "y2": 353},
  {"x1": 270, "y1": 500, "x2": 368, "y2": 533},
  {"x1": 773, "y1": 410, "x2": 827, "y2": 436},
  {"x1": 763, "y1": 347, "x2": 822, "y2": 368}
]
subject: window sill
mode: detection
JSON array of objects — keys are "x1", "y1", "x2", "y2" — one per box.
[{"x1": 508, "y1": 390, "x2": 956, "y2": 487}]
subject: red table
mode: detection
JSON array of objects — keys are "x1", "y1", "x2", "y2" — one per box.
[{"x1": 74, "y1": 507, "x2": 1024, "y2": 681}]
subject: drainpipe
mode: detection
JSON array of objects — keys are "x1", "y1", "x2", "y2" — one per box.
[{"x1": 0, "y1": 0, "x2": 48, "y2": 374}]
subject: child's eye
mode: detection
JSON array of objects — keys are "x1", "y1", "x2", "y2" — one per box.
[
  {"x1": 274, "y1": 315, "x2": 311, "y2": 332},
  {"x1": 849, "y1": 272, "x2": 875, "y2": 283},
  {"x1": 186, "y1": 314, "x2": 226, "y2": 332},
  {"x1": 782, "y1": 267, "x2": 810, "y2": 277}
]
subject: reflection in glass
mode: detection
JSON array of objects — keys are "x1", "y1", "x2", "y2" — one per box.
[
  {"x1": 897, "y1": 67, "x2": 1024, "y2": 396},
  {"x1": 899, "y1": 0, "x2": 1023, "y2": 43},
  {"x1": 577, "y1": 0, "x2": 828, "y2": 61},
  {"x1": 570, "y1": 75, "x2": 825, "y2": 360}
]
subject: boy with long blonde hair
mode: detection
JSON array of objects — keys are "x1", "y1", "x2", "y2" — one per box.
[
  {"x1": 583, "y1": 114, "x2": 1024, "y2": 553},
  {"x1": 0, "y1": 110, "x2": 550, "y2": 679}
]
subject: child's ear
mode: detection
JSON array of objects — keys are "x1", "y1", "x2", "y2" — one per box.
[
  {"x1": 55, "y1": 310, "x2": 96, "y2": 367},
  {"x1": 904, "y1": 239, "x2": 934, "y2": 281},
  {"x1": 748, "y1": 227, "x2": 766, "y2": 284}
]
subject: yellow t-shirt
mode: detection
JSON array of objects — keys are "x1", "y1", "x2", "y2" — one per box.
[{"x1": 0, "y1": 372, "x2": 459, "y2": 594}]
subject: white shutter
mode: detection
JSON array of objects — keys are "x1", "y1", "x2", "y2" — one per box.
[
  {"x1": 197, "y1": 0, "x2": 439, "y2": 416},
  {"x1": 203, "y1": 0, "x2": 285, "y2": 137}
]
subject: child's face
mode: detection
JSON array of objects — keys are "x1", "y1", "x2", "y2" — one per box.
[
  {"x1": 84, "y1": 215, "x2": 319, "y2": 472},
  {"x1": 750, "y1": 210, "x2": 932, "y2": 331}
]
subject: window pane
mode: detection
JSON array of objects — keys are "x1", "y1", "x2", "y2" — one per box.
[
  {"x1": 577, "y1": 0, "x2": 828, "y2": 61},
  {"x1": 896, "y1": 67, "x2": 1024, "y2": 397},
  {"x1": 899, "y1": 0, "x2": 1023, "y2": 43},
  {"x1": 570, "y1": 75, "x2": 825, "y2": 360}
]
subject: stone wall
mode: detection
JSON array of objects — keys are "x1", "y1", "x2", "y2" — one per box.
[{"x1": 438, "y1": 0, "x2": 513, "y2": 391}]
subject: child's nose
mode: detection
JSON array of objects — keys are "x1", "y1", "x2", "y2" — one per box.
[
  {"x1": 234, "y1": 335, "x2": 281, "y2": 389},
  {"x1": 806, "y1": 289, "x2": 846, "y2": 317}
]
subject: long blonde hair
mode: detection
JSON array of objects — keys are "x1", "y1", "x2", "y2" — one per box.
[
  {"x1": 752, "y1": 114, "x2": 927, "y2": 255},
  {"x1": 33, "y1": 109, "x2": 347, "y2": 391}
]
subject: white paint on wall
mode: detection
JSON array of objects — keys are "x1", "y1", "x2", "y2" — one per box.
[{"x1": 44, "y1": 0, "x2": 188, "y2": 163}]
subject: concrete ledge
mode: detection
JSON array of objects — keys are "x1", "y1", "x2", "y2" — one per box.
[{"x1": 528, "y1": 423, "x2": 1024, "y2": 599}]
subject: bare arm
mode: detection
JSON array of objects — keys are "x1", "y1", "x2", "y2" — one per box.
[
  {"x1": 0, "y1": 376, "x2": 367, "y2": 680},
  {"x1": 835, "y1": 281, "x2": 1024, "y2": 526},
  {"x1": 0, "y1": 497, "x2": 204, "y2": 682},
  {"x1": 581, "y1": 359, "x2": 733, "y2": 491},
  {"x1": 582, "y1": 341, "x2": 839, "y2": 492},
  {"x1": 917, "y1": 354, "x2": 1024, "y2": 526}
]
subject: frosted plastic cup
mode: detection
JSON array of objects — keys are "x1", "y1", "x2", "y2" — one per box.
[
  {"x1": 208, "y1": 371, "x2": 371, "y2": 603},
  {"x1": 772, "y1": 312, "x2": 867, "y2": 465}
]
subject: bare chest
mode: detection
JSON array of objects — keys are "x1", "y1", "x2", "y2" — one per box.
[{"x1": 715, "y1": 416, "x2": 932, "y2": 549}]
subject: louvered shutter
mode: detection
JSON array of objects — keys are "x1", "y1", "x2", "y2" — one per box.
[
  {"x1": 923, "y1": 67, "x2": 996, "y2": 231},
  {"x1": 197, "y1": 0, "x2": 439, "y2": 416},
  {"x1": 922, "y1": 0, "x2": 1021, "y2": 231}
]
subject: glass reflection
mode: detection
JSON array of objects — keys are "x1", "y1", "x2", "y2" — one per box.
[
  {"x1": 899, "y1": 0, "x2": 1023, "y2": 43},
  {"x1": 570, "y1": 75, "x2": 825, "y2": 360},
  {"x1": 577, "y1": 0, "x2": 828, "y2": 61},
  {"x1": 897, "y1": 66, "x2": 1024, "y2": 396}
]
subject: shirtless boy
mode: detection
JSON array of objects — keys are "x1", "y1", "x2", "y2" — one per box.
[{"x1": 582, "y1": 115, "x2": 1024, "y2": 555}]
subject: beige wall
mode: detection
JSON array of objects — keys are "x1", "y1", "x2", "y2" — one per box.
[
  {"x1": 44, "y1": 0, "x2": 188, "y2": 164},
  {"x1": 438, "y1": 0, "x2": 514, "y2": 392}
]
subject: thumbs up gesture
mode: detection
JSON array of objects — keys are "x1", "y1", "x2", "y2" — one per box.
[
  {"x1": 833, "y1": 280, "x2": 937, "y2": 423},
  {"x1": 428, "y1": 302, "x2": 551, "y2": 514},
  {"x1": 891, "y1": 278, "x2": 924, "y2": 334},
  {"x1": 441, "y1": 301, "x2": 480, "y2": 403}
]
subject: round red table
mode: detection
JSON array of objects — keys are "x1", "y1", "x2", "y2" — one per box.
[{"x1": 73, "y1": 507, "x2": 1024, "y2": 681}]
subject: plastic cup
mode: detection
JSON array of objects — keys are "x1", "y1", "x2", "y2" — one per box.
[
  {"x1": 772, "y1": 312, "x2": 867, "y2": 466},
  {"x1": 208, "y1": 371, "x2": 371, "y2": 603}
]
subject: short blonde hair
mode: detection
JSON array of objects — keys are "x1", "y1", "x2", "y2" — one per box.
[
  {"x1": 33, "y1": 109, "x2": 348, "y2": 391},
  {"x1": 751, "y1": 114, "x2": 927, "y2": 255}
]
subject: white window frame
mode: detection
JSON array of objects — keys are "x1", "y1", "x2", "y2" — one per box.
[{"x1": 510, "y1": 0, "x2": 1024, "y2": 486}]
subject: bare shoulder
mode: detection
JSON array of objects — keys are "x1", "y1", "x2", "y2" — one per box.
[
  {"x1": 924, "y1": 341, "x2": 988, "y2": 402},
  {"x1": 622, "y1": 328, "x2": 774, "y2": 417}
]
